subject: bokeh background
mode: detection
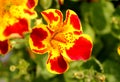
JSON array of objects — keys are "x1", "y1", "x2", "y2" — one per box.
[{"x1": 0, "y1": 0, "x2": 120, "y2": 82}]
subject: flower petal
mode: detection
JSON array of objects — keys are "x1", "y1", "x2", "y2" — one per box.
[
  {"x1": 65, "y1": 34, "x2": 93, "y2": 61},
  {"x1": 3, "y1": 18, "x2": 29, "y2": 38},
  {"x1": 26, "y1": 0, "x2": 38, "y2": 9},
  {"x1": 58, "y1": 0, "x2": 64, "y2": 5},
  {"x1": 41, "y1": 9, "x2": 63, "y2": 31},
  {"x1": 0, "y1": 40, "x2": 11, "y2": 55},
  {"x1": 117, "y1": 45, "x2": 120, "y2": 55},
  {"x1": 63, "y1": 9, "x2": 82, "y2": 35},
  {"x1": 46, "y1": 49, "x2": 69, "y2": 74},
  {"x1": 24, "y1": 9, "x2": 38, "y2": 19},
  {"x1": 29, "y1": 24, "x2": 50, "y2": 54}
]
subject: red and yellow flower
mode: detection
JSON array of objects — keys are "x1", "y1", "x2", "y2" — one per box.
[
  {"x1": 0, "y1": 0, "x2": 38, "y2": 54},
  {"x1": 29, "y1": 9, "x2": 93, "y2": 74},
  {"x1": 117, "y1": 45, "x2": 120, "y2": 55},
  {"x1": 58, "y1": 0, "x2": 64, "y2": 5}
]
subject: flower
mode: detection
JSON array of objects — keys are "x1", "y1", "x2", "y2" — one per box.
[
  {"x1": 29, "y1": 9, "x2": 93, "y2": 74},
  {"x1": 0, "y1": 0, "x2": 38, "y2": 55},
  {"x1": 117, "y1": 45, "x2": 120, "y2": 55},
  {"x1": 58, "y1": 0, "x2": 64, "y2": 5}
]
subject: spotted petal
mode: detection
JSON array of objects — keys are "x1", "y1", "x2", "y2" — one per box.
[
  {"x1": 29, "y1": 24, "x2": 51, "y2": 54},
  {"x1": 46, "y1": 49, "x2": 69, "y2": 74},
  {"x1": 41, "y1": 9, "x2": 63, "y2": 31},
  {"x1": 60, "y1": 9, "x2": 83, "y2": 48},
  {"x1": 64, "y1": 34, "x2": 93, "y2": 61},
  {"x1": 0, "y1": 40, "x2": 11, "y2": 55},
  {"x1": 3, "y1": 18, "x2": 29, "y2": 38}
]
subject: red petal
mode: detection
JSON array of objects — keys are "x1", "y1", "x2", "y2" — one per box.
[
  {"x1": 41, "y1": 9, "x2": 63, "y2": 31},
  {"x1": 30, "y1": 27, "x2": 48, "y2": 49},
  {"x1": 70, "y1": 14, "x2": 80, "y2": 30},
  {"x1": 29, "y1": 24, "x2": 50, "y2": 54},
  {"x1": 66, "y1": 36, "x2": 92, "y2": 60},
  {"x1": 47, "y1": 52, "x2": 68, "y2": 74},
  {"x1": 26, "y1": 0, "x2": 35, "y2": 9},
  {"x1": 4, "y1": 18, "x2": 29, "y2": 38},
  {"x1": 42, "y1": 11, "x2": 58, "y2": 24},
  {"x1": 41, "y1": 9, "x2": 62, "y2": 24},
  {"x1": 0, "y1": 40, "x2": 11, "y2": 55},
  {"x1": 58, "y1": 0, "x2": 64, "y2": 5},
  {"x1": 64, "y1": 9, "x2": 81, "y2": 31}
]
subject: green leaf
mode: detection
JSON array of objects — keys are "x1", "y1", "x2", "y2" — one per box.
[
  {"x1": 111, "y1": 7, "x2": 120, "y2": 40},
  {"x1": 103, "y1": 59, "x2": 120, "y2": 82},
  {"x1": 81, "y1": 57, "x2": 104, "y2": 73},
  {"x1": 111, "y1": 21, "x2": 120, "y2": 40},
  {"x1": 90, "y1": 2, "x2": 114, "y2": 34},
  {"x1": 80, "y1": 2, "x2": 115, "y2": 34},
  {"x1": 80, "y1": 2, "x2": 91, "y2": 22},
  {"x1": 17, "y1": 59, "x2": 30, "y2": 75},
  {"x1": 64, "y1": 58, "x2": 104, "y2": 82},
  {"x1": 83, "y1": 23, "x2": 95, "y2": 42},
  {"x1": 92, "y1": 37, "x2": 103, "y2": 57},
  {"x1": 113, "y1": 6, "x2": 120, "y2": 16}
]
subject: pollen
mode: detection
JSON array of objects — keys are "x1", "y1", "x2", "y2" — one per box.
[{"x1": 64, "y1": 32, "x2": 75, "y2": 43}]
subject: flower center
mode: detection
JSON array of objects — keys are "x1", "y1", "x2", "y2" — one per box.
[
  {"x1": 49, "y1": 31, "x2": 66, "y2": 50},
  {"x1": 0, "y1": 1, "x2": 10, "y2": 16}
]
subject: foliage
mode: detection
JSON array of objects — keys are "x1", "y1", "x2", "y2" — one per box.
[{"x1": 0, "y1": 0, "x2": 120, "y2": 82}]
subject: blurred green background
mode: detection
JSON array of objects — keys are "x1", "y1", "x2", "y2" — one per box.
[{"x1": 0, "y1": 0, "x2": 120, "y2": 82}]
